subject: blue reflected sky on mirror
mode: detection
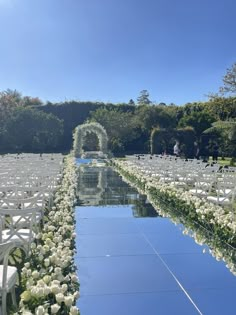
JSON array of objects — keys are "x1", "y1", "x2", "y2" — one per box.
[{"x1": 75, "y1": 163, "x2": 236, "y2": 315}]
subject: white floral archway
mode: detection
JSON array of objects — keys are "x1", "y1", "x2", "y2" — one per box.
[{"x1": 73, "y1": 122, "x2": 108, "y2": 158}]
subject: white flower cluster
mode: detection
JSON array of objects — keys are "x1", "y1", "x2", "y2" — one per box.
[
  {"x1": 18, "y1": 156, "x2": 80, "y2": 315},
  {"x1": 73, "y1": 122, "x2": 108, "y2": 157}
]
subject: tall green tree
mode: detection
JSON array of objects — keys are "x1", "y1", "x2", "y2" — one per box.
[
  {"x1": 219, "y1": 62, "x2": 236, "y2": 95},
  {"x1": 0, "y1": 89, "x2": 22, "y2": 121},
  {"x1": 128, "y1": 99, "x2": 135, "y2": 106},
  {"x1": 0, "y1": 89, "x2": 43, "y2": 121},
  {"x1": 137, "y1": 90, "x2": 152, "y2": 105}
]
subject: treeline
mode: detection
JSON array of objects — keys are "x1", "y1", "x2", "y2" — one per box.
[
  {"x1": 0, "y1": 90, "x2": 63, "y2": 153},
  {"x1": 85, "y1": 97, "x2": 236, "y2": 158},
  {"x1": 0, "y1": 89, "x2": 235, "y2": 157}
]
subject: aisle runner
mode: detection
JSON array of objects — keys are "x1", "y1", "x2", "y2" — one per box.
[{"x1": 75, "y1": 205, "x2": 236, "y2": 315}]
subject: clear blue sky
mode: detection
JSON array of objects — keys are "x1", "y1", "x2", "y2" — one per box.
[{"x1": 0, "y1": 0, "x2": 235, "y2": 105}]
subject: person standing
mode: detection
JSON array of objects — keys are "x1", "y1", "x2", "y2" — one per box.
[
  {"x1": 194, "y1": 141, "x2": 200, "y2": 159},
  {"x1": 173, "y1": 141, "x2": 180, "y2": 157},
  {"x1": 212, "y1": 143, "x2": 219, "y2": 161}
]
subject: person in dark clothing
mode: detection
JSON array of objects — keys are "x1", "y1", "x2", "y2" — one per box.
[
  {"x1": 212, "y1": 144, "x2": 219, "y2": 161},
  {"x1": 194, "y1": 141, "x2": 200, "y2": 159}
]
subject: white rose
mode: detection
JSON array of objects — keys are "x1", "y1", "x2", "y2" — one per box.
[
  {"x1": 44, "y1": 286, "x2": 51, "y2": 295},
  {"x1": 20, "y1": 290, "x2": 31, "y2": 302},
  {"x1": 43, "y1": 275, "x2": 51, "y2": 284},
  {"x1": 44, "y1": 259, "x2": 50, "y2": 267},
  {"x1": 24, "y1": 262, "x2": 30, "y2": 268},
  {"x1": 22, "y1": 267, "x2": 27, "y2": 275},
  {"x1": 69, "y1": 306, "x2": 79, "y2": 315},
  {"x1": 61, "y1": 284, "x2": 68, "y2": 293},
  {"x1": 64, "y1": 240, "x2": 70, "y2": 247},
  {"x1": 51, "y1": 304, "x2": 61, "y2": 314},
  {"x1": 48, "y1": 225, "x2": 56, "y2": 231},
  {"x1": 48, "y1": 232, "x2": 53, "y2": 238},
  {"x1": 40, "y1": 247, "x2": 46, "y2": 255},
  {"x1": 37, "y1": 287, "x2": 45, "y2": 297},
  {"x1": 71, "y1": 274, "x2": 78, "y2": 282},
  {"x1": 32, "y1": 270, "x2": 39, "y2": 279},
  {"x1": 55, "y1": 292, "x2": 64, "y2": 304},
  {"x1": 45, "y1": 238, "x2": 52, "y2": 246},
  {"x1": 37, "y1": 280, "x2": 45, "y2": 287},
  {"x1": 50, "y1": 284, "x2": 61, "y2": 295},
  {"x1": 56, "y1": 274, "x2": 64, "y2": 282},
  {"x1": 36, "y1": 233, "x2": 42, "y2": 239},
  {"x1": 49, "y1": 254, "x2": 55, "y2": 263},
  {"x1": 64, "y1": 295, "x2": 74, "y2": 306},
  {"x1": 26, "y1": 278, "x2": 34, "y2": 289},
  {"x1": 36, "y1": 306, "x2": 45, "y2": 315},
  {"x1": 54, "y1": 267, "x2": 61, "y2": 275},
  {"x1": 43, "y1": 245, "x2": 50, "y2": 252}
]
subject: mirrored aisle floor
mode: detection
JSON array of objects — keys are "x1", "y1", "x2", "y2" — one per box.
[{"x1": 75, "y1": 165, "x2": 236, "y2": 315}]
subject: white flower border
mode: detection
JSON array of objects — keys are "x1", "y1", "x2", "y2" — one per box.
[
  {"x1": 113, "y1": 159, "x2": 236, "y2": 233},
  {"x1": 18, "y1": 156, "x2": 80, "y2": 315}
]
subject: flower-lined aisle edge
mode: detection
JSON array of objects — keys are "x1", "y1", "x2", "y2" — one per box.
[
  {"x1": 113, "y1": 159, "x2": 236, "y2": 275},
  {"x1": 18, "y1": 155, "x2": 80, "y2": 315}
]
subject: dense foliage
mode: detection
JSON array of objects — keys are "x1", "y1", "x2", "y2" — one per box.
[
  {"x1": 0, "y1": 107, "x2": 63, "y2": 153},
  {"x1": 0, "y1": 84, "x2": 236, "y2": 157},
  {"x1": 150, "y1": 127, "x2": 196, "y2": 157}
]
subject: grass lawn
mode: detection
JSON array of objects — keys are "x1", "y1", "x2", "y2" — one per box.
[{"x1": 208, "y1": 157, "x2": 235, "y2": 167}]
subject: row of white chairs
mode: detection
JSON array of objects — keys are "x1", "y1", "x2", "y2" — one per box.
[
  {"x1": 125, "y1": 155, "x2": 236, "y2": 207},
  {"x1": 0, "y1": 154, "x2": 63, "y2": 314}
]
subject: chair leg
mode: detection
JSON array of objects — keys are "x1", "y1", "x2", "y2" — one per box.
[
  {"x1": 1, "y1": 291, "x2": 7, "y2": 315},
  {"x1": 11, "y1": 288, "x2": 17, "y2": 307}
]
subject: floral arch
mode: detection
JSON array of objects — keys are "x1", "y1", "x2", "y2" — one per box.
[
  {"x1": 77, "y1": 166, "x2": 107, "y2": 205},
  {"x1": 73, "y1": 122, "x2": 108, "y2": 158}
]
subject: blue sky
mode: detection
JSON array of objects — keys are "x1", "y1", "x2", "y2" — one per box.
[{"x1": 0, "y1": 0, "x2": 235, "y2": 105}]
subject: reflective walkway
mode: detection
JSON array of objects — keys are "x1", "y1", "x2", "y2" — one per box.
[{"x1": 75, "y1": 164, "x2": 236, "y2": 315}]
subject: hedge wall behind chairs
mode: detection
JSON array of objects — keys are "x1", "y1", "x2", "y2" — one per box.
[{"x1": 150, "y1": 127, "x2": 196, "y2": 158}]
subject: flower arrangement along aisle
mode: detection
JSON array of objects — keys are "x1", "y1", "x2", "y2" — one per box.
[
  {"x1": 113, "y1": 159, "x2": 236, "y2": 275},
  {"x1": 18, "y1": 156, "x2": 80, "y2": 315}
]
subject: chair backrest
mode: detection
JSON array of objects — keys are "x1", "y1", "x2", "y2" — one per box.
[
  {"x1": 216, "y1": 182, "x2": 236, "y2": 203},
  {"x1": 0, "y1": 194, "x2": 46, "y2": 210},
  {"x1": 0, "y1": 242, "x2": 16, "y2": 290},
  {"x1": 0, "y1": 208, "x2": 37, "y2": 244}
]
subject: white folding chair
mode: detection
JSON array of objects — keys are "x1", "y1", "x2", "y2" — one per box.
[
  {"x1": 0, "y1": 208, "x2": 37, "y2": 253},
  {"x1": 189, "y1": 173, "x2": 214, "y2": 198},
  {"x1": 0, "y1": 242, "x2": 18, "y2": 315},
  {"x1": 207, "y1": 182, "x2": 236, "y2": 206}
]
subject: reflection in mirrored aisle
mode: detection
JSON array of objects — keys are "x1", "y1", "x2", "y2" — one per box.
[{"x1": 75, "y1": 162, "x2": 236, "y2": 315}]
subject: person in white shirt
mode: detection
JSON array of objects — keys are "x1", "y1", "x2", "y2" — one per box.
[{"x1": 173, "y1": 141, "x2": 180, "y2": 157}]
